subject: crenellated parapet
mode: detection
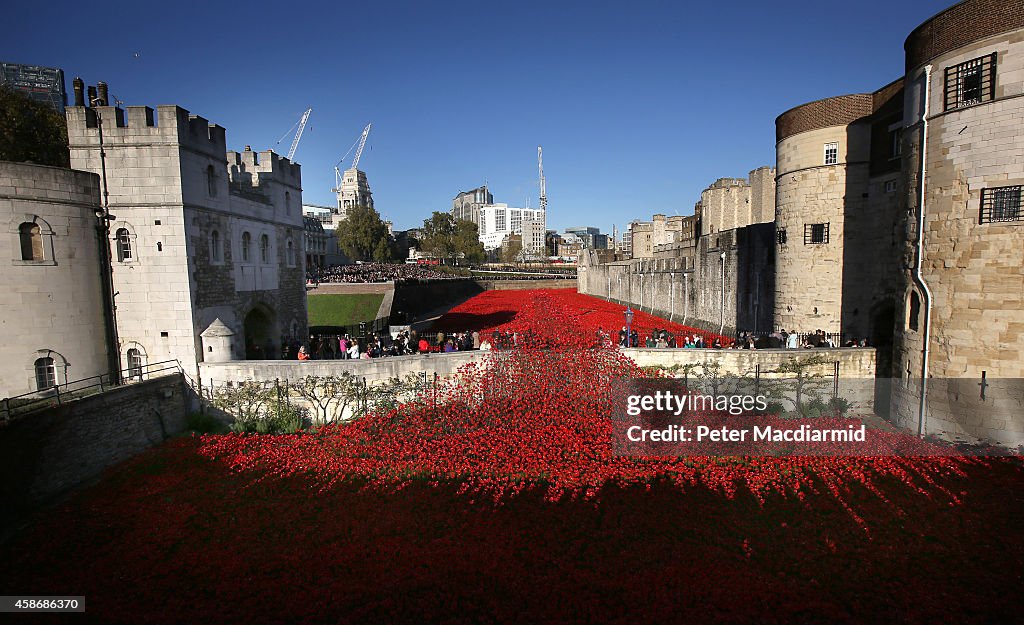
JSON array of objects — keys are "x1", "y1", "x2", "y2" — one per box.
[
  {"x1": 66, "y1": 101, "x2": 226, "y2": 159},
  {"x1": 226, "y1": 147, "x2": 302, "y2": 194}
]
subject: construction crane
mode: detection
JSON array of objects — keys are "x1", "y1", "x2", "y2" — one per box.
[
  {"x1": 275, "y1": 107, "x2": 312, "y2": 161},
  {"x1": 332, "y1": 123, "x2": 372, "y2": 192},
  {"x1": 538, "y1": 146, "x2": 547, "y2": 211}
]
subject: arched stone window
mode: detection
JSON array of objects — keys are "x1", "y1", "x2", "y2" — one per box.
[
  {"x1": 260, "y1": 234, "x2": 270, "y2": 264},
  {"x1": 241, "y1": 232, "x2": 251, "y2": 262},
  {"x1": 34, "y1": 356, "x2": 55, "y2": 390},
  {"x1": 126, "y1": 348, "x2": 143, "y2": 380},
  {"x1": 285, "y1": 191, "x2": 291, "y2": 215},
  {"x1": 207, "y1": 165, "x2": 217, "y2": 197},
  {"x1": 19, "y1": 222, "x2": 43, "y2": 261},
  {"x1": 211, "y1": 230, "x2": 221, "y2": 262},
  {"x1": 115, "y1": 227, "x2": 133, "y2": 262},
  {"x1": 286, "y1": 239, "x2": 295, "y2": 266}
]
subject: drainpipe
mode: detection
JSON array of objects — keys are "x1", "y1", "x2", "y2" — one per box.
[
  {"x1": 669, "y1": 272, "x2": 675, "y2": 321},
  {"x1": 912, "y1": 65, "x2": 934, "y2": 437},
  {"x1": 719, "y1": 251, "x2": 726, "y2": 335},
  {"x1": 683, "y1": 273, "x2": 689, "y2": 325}
]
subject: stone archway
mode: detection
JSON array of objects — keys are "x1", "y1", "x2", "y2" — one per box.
[{"x1": 244, "y1": 304, "x2": 279, "y2": 360}]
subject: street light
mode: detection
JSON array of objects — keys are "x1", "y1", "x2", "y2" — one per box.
[{"x1": 624, "y1": 307, "x2": 634, "y2": 348}]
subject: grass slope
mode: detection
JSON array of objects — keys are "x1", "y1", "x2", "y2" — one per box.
[{"x1": 307, "y1": 293, "x2": 384, "y2": 327}]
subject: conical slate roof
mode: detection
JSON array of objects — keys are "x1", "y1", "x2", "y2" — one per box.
[{"x1": 200, "y1": 318, "x2": 235, "y2": 337}]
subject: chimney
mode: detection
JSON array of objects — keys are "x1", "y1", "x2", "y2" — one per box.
[
  {"x1": 87, "y1": 85, "x2": 97, "y2": 107},
  {"x1": 96, "y1": 82, "x2": 109, "y2": 106},
  {"x1": 73, "y1": 77, "x2": 84, "y2": 107}
]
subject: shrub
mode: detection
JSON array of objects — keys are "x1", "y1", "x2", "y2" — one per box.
[{"x1": 186, "y1": 411, "x2": 225, "y2": 434}]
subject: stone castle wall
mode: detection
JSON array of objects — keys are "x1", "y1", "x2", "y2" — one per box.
[
  {"x1": 0, "y1": 374, "x2": 193, "y2": 530},
  {"x1": 891, "y1": 19, "x2": 1024, "y2": 446},
  {"x1": 579, "y1": 222, "x2": 774, "y2": 336},
  {"x1": 66, "y1": 100, "x2": 308, "y2": 377},
  {"x1": 774, "y1": 81, "x2": 906, "y2": 345},
  {"x1": 0, "y1": 162, "x2": 110, "y2": 398}
]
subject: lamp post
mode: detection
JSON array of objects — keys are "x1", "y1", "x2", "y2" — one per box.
[{"x1": 624, "y1": 307, "x2": 634, "y2": 348}]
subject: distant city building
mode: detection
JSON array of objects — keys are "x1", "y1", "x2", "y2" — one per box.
[
  {"x1": 478, "y1": 203, "x2": 546, "y2": 251},
  {"x1": 336, "y1": 167, "x2": 373, "y2": 219},
  {"x1": 303, "y1": 216, "x2": 327, "y2": 271},
  {"x1": 563, "y1": 226, "x2": 609, "y2": 249},
  {"x1": 1, "y1": 62, "x2": 66, "y2": 111},
  {"x1": 302, "y1": 203, "x2": 334, "y2": 226},
  {"x1": 452, "y1": 185, "x2": 493, "y2": 228},
  {"x1": 629, "y1": 214, "x2": 698, "y2": 259},
  {"x1": 521, "y1": 218, "x2": 547, "y2": 257}
]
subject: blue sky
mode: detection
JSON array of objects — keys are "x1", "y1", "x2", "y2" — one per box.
[{"x1": 6, "y1": 0, "x2": 953, "y2": 232}]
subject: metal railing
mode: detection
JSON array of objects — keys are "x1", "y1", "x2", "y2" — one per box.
[{"x1": 1, "y1": 359, "x2": 183, "y2": 423}]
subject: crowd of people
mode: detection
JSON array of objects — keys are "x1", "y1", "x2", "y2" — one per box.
[
  {"x1": 735, "y1": 329, "x2": 870, "y2": 350},
  {"x1": 309, "y1": 263, "x2": 461, "y2": 285},
  {"x1": 289, "y1": 329, "x2": 495, "y2": 360},
  {"x1": 286, "y1": 327, "x2": 870, "y2": 361}
]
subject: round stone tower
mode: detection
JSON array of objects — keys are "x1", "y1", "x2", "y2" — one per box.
[
  {"x1": 773, "y1": 94, "x2": 874, "y2": 336},
  {"x1": 891, "y1": 0, "x2": 1024, "y2": 445}
]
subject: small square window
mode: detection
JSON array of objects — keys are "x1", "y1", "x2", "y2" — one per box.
[
  {"x1": 824, "y1": 143, "x2": 838, "y2": 166},
  {"x1": 777, "y1": 228, "x2": 787, "y2": 245},
  {"x1": 160, "y1": 331, "x2": 169, "y2": 338},
  {"x1": 885, "y1": 180, "x2": 897, "y2": 193},
  {"x1": 155, "y1": 220, "x2": 161, "y2": 225}
]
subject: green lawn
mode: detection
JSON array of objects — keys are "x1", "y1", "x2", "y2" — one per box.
[{"x1": 307, "y1": 293, "x2": 384, "y2": 327}]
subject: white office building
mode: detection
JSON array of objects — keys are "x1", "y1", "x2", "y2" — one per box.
[{"x1": 479, "y1": 203, "x2": 546, "y2": 252}]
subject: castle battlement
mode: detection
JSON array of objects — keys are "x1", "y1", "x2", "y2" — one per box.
[
  {"x1": 226, "y1": 147, "x2": 301, "y2": 189},
  {"x1": 66, "y1": 100, "x2": 227, "y2": 157}
]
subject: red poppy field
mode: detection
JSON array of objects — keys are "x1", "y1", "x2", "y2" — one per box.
[
  {"x1": 429, "y1": 288, "x2": 733, "y2": 345},
  {"x1": 1, "y1": 289, "x2": 1021, "y2": 624}
]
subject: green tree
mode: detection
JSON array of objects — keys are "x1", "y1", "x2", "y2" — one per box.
[
  {"x1": 420, "y1": 212, "x2": 484, "y2": 265},
  {"x1": 454, "y1": 218, "x2": 485, "y2": 265},
  {"x1": 336, "y1": 204, "x2": 393, "y2": 261},
  {"x1": 0, "y1": 85, "x2": 70, "y2": 167}
]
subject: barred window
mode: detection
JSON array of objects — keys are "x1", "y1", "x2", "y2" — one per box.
[
  {"x1": 804, "y1": 223, "x2": 829, "y2": 245},
  {"x1": 824, "y1": 142, "x2": 838, "y2": 165},
  {"x1": 944, "y1": 53, "x2": 996, "y2": 111},
  {"x1": 777, "y1": 228, "x2": 787, "y2": 245},
  {"x1": 980, "y1": 186, "x2": 1022, "y2": 224}
]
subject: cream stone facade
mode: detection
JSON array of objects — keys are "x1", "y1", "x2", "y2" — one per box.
[
  {"x1": 774, "y1": 81, "x2": 904, "y2": 346},
  {"x1": 0, "y1": 162, "x2": 110, "y2": 398},
  {"x1": 891, "y1": 0, "x2": 1024, "y2": 445},
  {"x1": 336, "y1": 167, "x2": 373, "y2": 218},
  {"x1": 698, "y1": 167, "x2": 775, "y2": 237},
  {"x1": 65, "y1": 95, "x2": 308, "y2": 379}
]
